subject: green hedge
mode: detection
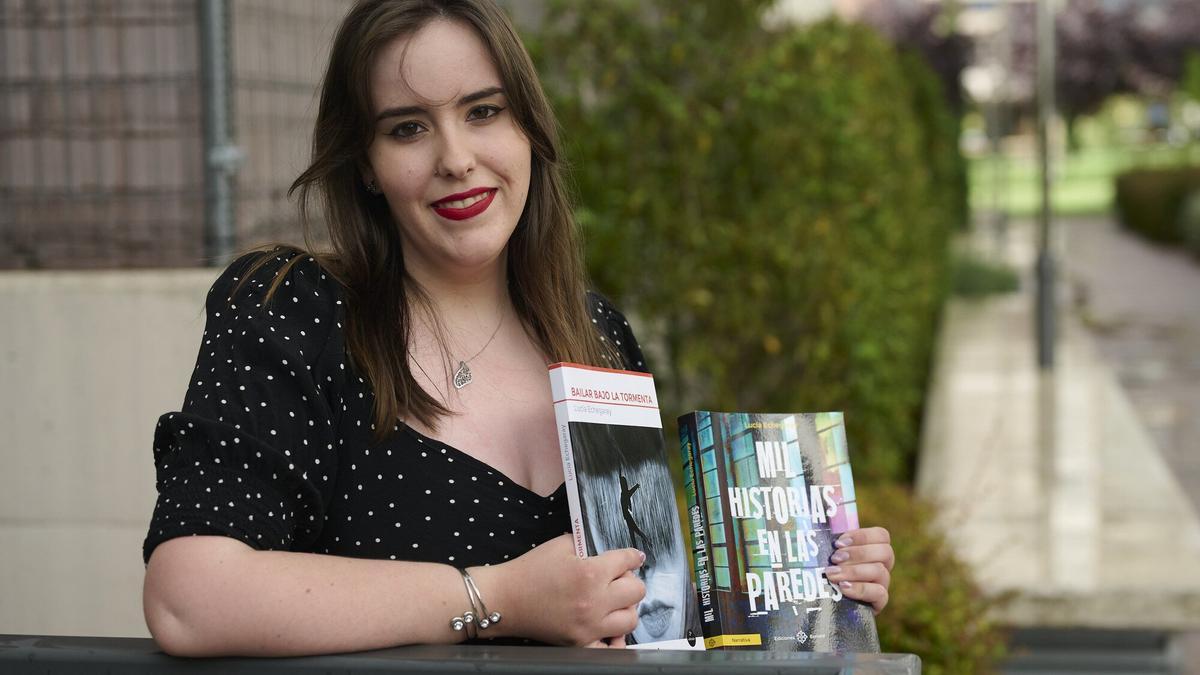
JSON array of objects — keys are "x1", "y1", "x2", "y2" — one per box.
[
  {"x1": 1114, "y1": 166, "x2": 1200, "y2": 243},
  {"x1": 897, "y1": 50, "x2": 970, "y2": 234},
  {"x1": 860, "y1": 483, "x2": 1009, "y2": 673},
  {"x1": 1181, "y1": 190, "x2": 1200, "y2": 258},
  {"x1": 529, "y1": 1, "x2": 958, "y2": 483},
  {"x1": 952, "y1": 252, "x2": 1020, "y2": 297}
]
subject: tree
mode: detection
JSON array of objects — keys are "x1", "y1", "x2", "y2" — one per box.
[
  {"x1": 858, "y1": 0, "x2": 973, "y2": 114},
  {"x1": 1007, "y1": 0, "x2": 1200, "y2": 147},
  {"x1": 1122, "y1": 0, "x2": 1200, "y2": 96},
  {"x1": 1055, "y1": 0, "x2": 1134, "y2": 149}
]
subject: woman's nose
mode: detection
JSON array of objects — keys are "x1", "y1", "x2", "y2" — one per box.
[{"x1": 435, "y1": 128, "x2": 475, "y2": 180}]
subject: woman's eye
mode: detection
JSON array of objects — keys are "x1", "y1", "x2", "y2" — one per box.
[
  {"x1": 387, "y1": 121, "x2": 425, "y2": 139},
  {"x1": 467, "y1": 104, "x2": 502, "y2": 122}
]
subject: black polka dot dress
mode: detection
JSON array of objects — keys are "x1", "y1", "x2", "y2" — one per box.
[{"x1": 142, "y1": 252, "x2": 648, "y2": 572}]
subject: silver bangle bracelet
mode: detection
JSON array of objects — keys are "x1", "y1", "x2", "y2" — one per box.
[{"x1": 449, "y1": 567, "x2": 501, "y2": 639}]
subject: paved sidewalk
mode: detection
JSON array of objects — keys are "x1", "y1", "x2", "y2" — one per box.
[
  {"x1": 1060, "y1": 217, "x2": 1200, "y2": 516},
  {"x1": 917, "y1": 216, "x2": 1200, "y2": 642},
  {"x1": 1061, "y1": 216, "x2": 1200, "y2": 670}
]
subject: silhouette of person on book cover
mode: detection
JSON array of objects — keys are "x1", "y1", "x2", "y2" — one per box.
[{"x1": 619, "y1": 474, "x2": 649, "y2": 554}]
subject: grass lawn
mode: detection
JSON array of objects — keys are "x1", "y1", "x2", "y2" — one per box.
[{"x1": 969, "y1": 142, "x2": 1200, "y2": 218}]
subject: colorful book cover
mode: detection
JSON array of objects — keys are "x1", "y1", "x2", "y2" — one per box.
[
  {"x1": 678, "y1": 411, "x2": 880, "y2": 652},
  {"x1": 548, "y1": 363, "x2": 703, "y2": 650}
]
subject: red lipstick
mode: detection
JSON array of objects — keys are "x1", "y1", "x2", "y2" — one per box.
[{"x1": 431, "y1": 187, "x2": 496, "y2": 221}]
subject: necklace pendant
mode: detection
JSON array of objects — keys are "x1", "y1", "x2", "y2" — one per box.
[{"x1": 453, "y1": 360, "x2": 473, "y2": 389}]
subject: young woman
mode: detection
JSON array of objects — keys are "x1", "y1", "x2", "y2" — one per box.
[{"x1": 141, "y1": 0, "x2": 894, "y2": 656}]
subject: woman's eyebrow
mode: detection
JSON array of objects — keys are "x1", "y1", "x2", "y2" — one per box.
[{"x1": 375, "y1": 86, "x2": 505, "y2": 122}]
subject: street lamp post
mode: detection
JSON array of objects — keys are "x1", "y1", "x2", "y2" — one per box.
[{"x1": 1036, "y1": 0, "x2": 1056, "y2": 369}]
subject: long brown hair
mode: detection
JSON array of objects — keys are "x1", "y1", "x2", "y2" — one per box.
[{"x1": 248, "y1": 0, "x2": 615, "y2": 439}]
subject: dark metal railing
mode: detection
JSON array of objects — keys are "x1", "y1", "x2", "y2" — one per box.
[{"x1": 0, "y1": 634, "x2": 920, "y2": 674}]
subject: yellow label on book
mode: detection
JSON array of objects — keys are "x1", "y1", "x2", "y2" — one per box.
[{"x1": 704, "y1": 634, "x2": 763, "y2": 648}]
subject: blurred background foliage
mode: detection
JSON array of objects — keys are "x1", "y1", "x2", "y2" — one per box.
[
  {"x1": 1111, "y1": 43, "x2": 1200, "y2": 251},
  {"x1": 529, "y1": 0, "x2": 960, "y2": 485},
  {"x1": 860, "y1": 483, "x2": 1010, "y2": 674},
  {"x1": 951, "y1": 250, "x2": 1021, "y2": 298},
  {"x1": 963, "y1": 0, "x2": 1200, "y2": 226},
  {"x1": 1115, "y1": 165, "x2": 1200, "y2": 243}
]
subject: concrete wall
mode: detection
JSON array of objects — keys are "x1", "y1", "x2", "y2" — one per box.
[{"x1": 0, "y1": 269, "x2": 218, "y2": 637}]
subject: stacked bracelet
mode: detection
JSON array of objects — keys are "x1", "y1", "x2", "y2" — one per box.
[{"x1": 449, "y1": 568, "x2": 501, "y2": 640}]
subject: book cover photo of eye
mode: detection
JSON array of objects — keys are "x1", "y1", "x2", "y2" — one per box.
[{"x1": 678, "y1": 411, "x2": 880, "y2": 653}]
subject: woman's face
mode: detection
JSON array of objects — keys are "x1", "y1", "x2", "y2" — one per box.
[
  {"x1": 365, "y1": 19, "x2": 532, "y2": 283},
  {"x1": 634, "y1": 545, "x2": 690, "y2": 643}
]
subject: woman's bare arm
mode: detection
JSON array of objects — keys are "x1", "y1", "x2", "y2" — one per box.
[{"x1": 143, "y1": 533, "x2": 644, "y2": 657}]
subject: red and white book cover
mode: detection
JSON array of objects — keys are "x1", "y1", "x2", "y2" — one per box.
[{"x1": 548, "y1": 362, "x2": 702, "y2": 650}]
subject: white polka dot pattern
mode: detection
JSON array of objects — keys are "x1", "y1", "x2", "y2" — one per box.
[{"x1": 144, "y1": 252, "x2": 649, "y2": 570}]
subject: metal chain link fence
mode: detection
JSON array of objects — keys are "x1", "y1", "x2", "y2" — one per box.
[{"x1": 0, "y1": 0, "x2": 350, "y2": 269}]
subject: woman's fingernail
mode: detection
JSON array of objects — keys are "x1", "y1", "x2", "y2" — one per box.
[
  {"x1": 824, "y1": 566, "x2": 842, "y2": 576},
  {"x1": 638, "y1": 550, "x2": 646, "y2": 563},
  {"x1": 839, "y1": 580, "x2": 853, "y2": 590},
  {"x1": 831, "y1": 551, "x2": 849, "y2": 564},
  {"x1": 835, "y1": 536, "x2": 853, "y2": 548}
]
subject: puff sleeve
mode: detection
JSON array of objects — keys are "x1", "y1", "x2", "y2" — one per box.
[
  {"x1": 587, "y1": 291, "x2": 649, "y2": 374},
  {"x1": 143, "y1": 252, "x2": 347, "y2": 562}
]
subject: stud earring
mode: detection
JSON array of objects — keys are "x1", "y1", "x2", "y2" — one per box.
[{"x1": 366, "y1": 179, "x2": 380, "y2": 194}]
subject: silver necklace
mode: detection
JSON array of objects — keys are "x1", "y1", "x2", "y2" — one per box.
[
  {"x1": 412, "y1": 358, "x2": 448, "y2": 402},
  {"x1": 451, "y1": 310, "x2": 505, "y2": 390}
]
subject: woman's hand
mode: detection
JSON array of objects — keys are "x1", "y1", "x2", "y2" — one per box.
[
  {"x1": 477, "y1": 534, "x2": 645, "y2": 646},
  {"x1": 824, "y1": 526, "x2": 893, "y2": 614}
]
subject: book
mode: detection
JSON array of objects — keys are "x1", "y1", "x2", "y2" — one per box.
[
  {"x1": 548, "y1": 362, "x2": 703, "y2": 650},
  {"x1": 678, "y1": 411, "x2": 880, "y2": 652}
]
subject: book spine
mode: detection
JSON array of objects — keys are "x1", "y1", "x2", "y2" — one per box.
[
  {"x1": 678, "y1": 413, "x2": 723, "y2": 648},
  {"x1": 549, "y1": 370, "x2": 588, "y2": 558}
]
